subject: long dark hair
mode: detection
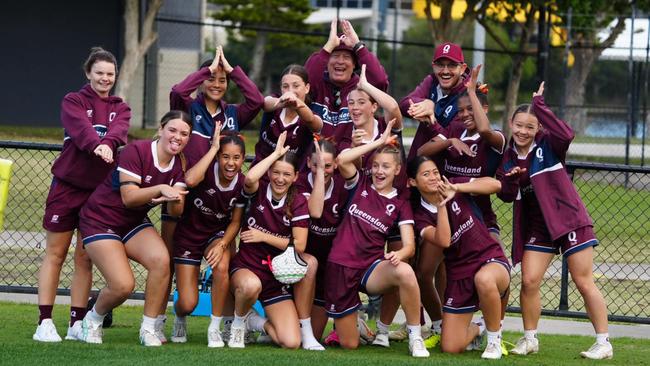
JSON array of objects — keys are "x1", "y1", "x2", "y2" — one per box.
[
  {"x1": 407, "y1": 155, "x2": 435, "y2": 207},
  {"x1": 274, "y1": 151, "x2": 301, "y2": 220},
  {"x1": 281, "y1": 64, "x2": 312, "y2": 105}
]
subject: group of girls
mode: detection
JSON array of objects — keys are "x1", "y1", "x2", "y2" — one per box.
[{"x1": 35, "y1": 19, "x2": 612, "y2": 361}]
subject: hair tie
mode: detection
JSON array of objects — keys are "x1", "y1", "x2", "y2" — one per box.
[
  {"x1": 386, "y1": 139, "x2": 400, "y2": 148},
  {"x1": 477, "y1": 83, "x2": 489, "y2": 95},
  {"x1": 312, "y1": 133, "x2": 322, "y2": 142},
  {"x1": 237, "y1": 133, "x2": 245, "y2": 141}
]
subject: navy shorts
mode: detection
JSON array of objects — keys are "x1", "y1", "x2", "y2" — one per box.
[
  {"x1": 324, "y1": 259, "x2": 381, "y2": 318},
  {"x1": 524, "y1": 225, "x2": 598, "y2": 257},
  {"x1": 43, "y1": 178, "x2": 93, "y2": 232}
]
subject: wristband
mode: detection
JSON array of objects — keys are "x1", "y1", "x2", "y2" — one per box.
[{"x1": 353, "y1": 42, "x2": 365, "y2": 52}]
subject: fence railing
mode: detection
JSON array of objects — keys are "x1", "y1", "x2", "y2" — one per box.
[{"x1": 1, "y1": 141, "x2": 649, "y2": 324}]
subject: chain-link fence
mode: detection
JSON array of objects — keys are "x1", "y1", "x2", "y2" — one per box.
[{"x1": 1, "y1": 141, "x2": 649, "y2": 323}]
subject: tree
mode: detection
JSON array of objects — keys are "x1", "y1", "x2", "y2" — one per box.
[
  {"x1": 554, "y1": 0, "x2": 650, "y2": 134},
  {"x1": 423, "y1": 0, "x2": 492, "y2": 43},
  {"x1": 114, "y1": 0, "x2": 163, "y2": 99},
  {"x1": 477, "y1": 1, "x2": 539, "y2": 134},
  {"x1": 210, "y1": 0, "x2": 316, "y2": 90}
]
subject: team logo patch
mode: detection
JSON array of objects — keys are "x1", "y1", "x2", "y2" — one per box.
[
  {"x1": 385, "y1": 204, "x2": 395, "y2": 216},
  {"x1": 195, "y1": 115, "x2": 202, "y2": 121},
  {"x1": 451, "y1": 201, "x2": 461, "y2": 215},
  {"x1": 443, "y1": 44, "x2": 451, "y2": 54},
  {"x1": 330, "y1": 304, "x2": 335, "y2": 312},
  {"x1": 50, "y1": 215, "x2": 59, "y2": 223},
  {"x1": 106, "y1": 228, "x2": 115, "y2": 234},
  {"x1": 206, "y1": 188, "x2": 216, "y2": 196},
  {"x1": 257, "y1": 204, "x2": 265, "y2": 212},
  {"x1": 470, "y1": 144, "x2": 478, "y2": 154},
  {"x1": 568, "y1": 231, "x2": 577, "y2": 245},
  {"x1": 281, "y1": 285, "x2": 290, "y2": 295},
  {"x1": 86, "y1": 110, "x2": 93, "y2": 118},
  {"x1": 361, "y1": 190, "x2": 368, "y2": 198},
  {"x1": 536, "y1": 148, "x2": 544, "y2": 161},
  {"x1": 332, "y1": 203, "x2": 339, "y2": 216},
  {"x1": 182, "y1": 251, "x2": 191, "y2": 258},
  {"x1": 109, "y1": 112, "x2": 116, "y2": 122},
  {"x1": 282, "y1": 215, "x2": 290, "y2": 226},
  {"x1": 446, "y1": 298, "x2": 453, "y2": 306},
  {"x1": 144, "y1": 175, "x2": 152, "y2": 184},
  {"x1": 528, "y1": 236, "x2": 537, "y2": 244}
]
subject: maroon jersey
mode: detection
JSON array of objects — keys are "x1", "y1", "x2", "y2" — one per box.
[
  {"x1": 413, "y1": 197, "x2": 439, "y2": 243},
  {"x1": 328, "y1": 173, "x2": 414, "y2": 269},
  {"x1": 52, "y1": 84, "x2": 130, "y2": 190},
  {"x1": 174, "y1": 162, "x2": 246, "y2": 246},
  {"x1": 515, "y1": 149, "x2": 547, "y2": 238},
  {"x1": 443, "y1": 180, "x2": 507, "y2": 280},
  {"x1": 252, "y1": 109, "x2": 315, "y2": 167},
  {"x1": 235, "y1": 181, "x2": 310, "y2": 267},
  {"x1": 294, "y1": 172, "x2": 351, "y2": 261},
  {"x1": 80, "y1": 140, "x2": 186, "y2": 231}
]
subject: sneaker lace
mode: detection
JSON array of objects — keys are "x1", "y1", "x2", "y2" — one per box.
[
  {"x1": 232, "y1": 327, "x2": 244, "y2": 344},
  {"x1": 411, "y1": 337, "x2": 425, "y2": 351},
  {"x1": 209, "y1": 328, "x2": 222, "y2": 341},
  {"x1": 501, "y1": 340, "x2": 515, "y2": 355}
]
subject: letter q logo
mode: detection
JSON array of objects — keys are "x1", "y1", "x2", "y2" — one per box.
[
  {"x1": 536, "y1": 148, "x2": 544, "y2": 161},
  {"x1": 332, "y1": 203, "x2": 339, "y2": 215},
  {"x1": 568, "y1": 231, "x2": 577, "y2": 244},
  {"x1": 194, "y1": 198, "x2": 203, "y2": 208},
  {"x1": 443, "y1": 44, "x2": 451, "y2": 54},
  {"x1": 451, "y1": 201, "x2": 461, "y2": 215},
  {"x1": 247, "y1": 217, "x2": 256, "y2": 227},
  {"x1": 385, "y1": 204, "x2": 395, "y2": 216}
]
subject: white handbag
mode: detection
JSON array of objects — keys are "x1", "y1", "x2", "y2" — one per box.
[{"x1": 271, "y1": 239, "x2": 308, "y2": 284}]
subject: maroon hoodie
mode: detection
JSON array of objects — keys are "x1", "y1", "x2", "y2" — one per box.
[{"x1": 51, "y1": 84, "x2": 130, "y2": 190}]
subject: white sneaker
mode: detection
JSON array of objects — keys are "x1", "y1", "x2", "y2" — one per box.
[
  {"x1": 357, "y1": 316, "x2": 375, "y2": 345},
  {"x1": 372, "y1": 330, "x2": 390, "y2": 348},
  {"x1": 33, "y1": 319, "x2": 62, "y2": 342},
  {"x1": 171, "y1": 317, "x2": 187, "y2": 343},
  {"x1": 388, "y1": 322, "x2": 407, "y2": 341},
  {"x1": 65, "y1": 320, "x2": 83, "y2": 341},
  {"x1": 408, "y1": 336, "x2": 430, "y2": 358},
  {"x1": 482, "y1": 341, "x2": 503, "y2": 359},
  {"x1": 228, "y1": 324, "x2": 245, "y2": 348},
  {"x1": 81, "y1": 318, "x2": 103, "y2": 344},
  {"x1": 580, "y1": 342, "x2": 613, "y2": 360},
  {"x1": 207, "y1": 327, "x2": 225, "y2": 348},
  {"x1": 510, "y1": 337, "x2": 539, "y2": 355},
  {"x1": 140, "y1": 328, "x2": 163, "y2": 347},
  {"x1": 154, "y1": 318, "x2": 167, "y2": 343}
]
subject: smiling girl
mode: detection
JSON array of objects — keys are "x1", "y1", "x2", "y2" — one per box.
[{"x1": 77, "y1": 111, "x2": 191, "y2": 346}]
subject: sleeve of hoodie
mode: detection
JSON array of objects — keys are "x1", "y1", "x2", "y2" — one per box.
[
  {"x1": 231, "y1": 66, "x2": 264, "y2": 129},
  {"x1": 495, "y1": 158, "x2": 520, "y2": 203},
  {"x1": 101, "y1": 102, "x2": 131, "y2": 151},
  {"x1": 356, "y1": 47, "x2": 388, "y2": 92},
  {"x1": 532, "y1": 95, "x2": 574, "y2": 160},
  {"x1": 60, "y1": 93, "x2": 102, "y2": 153},
  {"x1": 169, "y1": 67, "x2": 211, "y2": 111},
  {"x1": 305, "y1": 50, "x2": 329, "y2": 92},
  {"x1": 399, "y1": 75, "x2": 434, "y2": 117}
]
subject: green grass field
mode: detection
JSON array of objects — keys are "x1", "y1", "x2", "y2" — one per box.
[{"x1": 2, "y1": 302, "x2": 649, "y2": 366}]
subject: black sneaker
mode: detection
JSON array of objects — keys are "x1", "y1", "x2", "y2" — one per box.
[{"x1": 87, "y1": 296, "x2": 113, "y2": 328}]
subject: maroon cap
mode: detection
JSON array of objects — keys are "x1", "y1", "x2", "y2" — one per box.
[
  {"x1": 433, "y1": 42, "x2": 464, "y2": 63},
  {"x1": 331, "y1": 43, "x2": 358, "y2": 65}
]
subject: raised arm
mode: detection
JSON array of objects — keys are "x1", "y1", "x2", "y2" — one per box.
[
  {"x1": 336, "y1": 119, "x2": 397, "y2": 179},
  {"x1": 467, "y1": 65, "x2": 504, "y2": 151},
  {"x1": 170, "y1": 47, "x2": 223, "y2": 111},
  {"x1": 220, "y1": 47, "x2": 264, "y2": 128},
  {"x1": 244, "y1": 131, "x2": 290, "y2": 194},
  {"x1": 399, "y1": 75, "x2": 434, "y2": 117},
  {"x1": 357, "y1": 64, "x2": 402, "y2": 130},
  {"x1": 184, "y1": 122, "x2": 221, "y2": 188},
  {"x1": 271, "y1": 92, "x2": 323, "y2": 132},
  {"x1": 439, "y1": 176, "x2": 501, "y2": 203},
  {"x1": 531, "y1": 82, "x2": 574, "y2": 159},
  {"x1": 496, "y1": 162, "x2": 524, "y2": 203},
  {"x1": 340, "y1": 20, "x2": 388, "y2": 91},
  {"x1": 307, "y1": 140, "x2": 325, "y2": 218}
]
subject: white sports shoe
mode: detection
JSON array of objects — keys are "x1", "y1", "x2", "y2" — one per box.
[
  {"x1": 388, "y1": 322, "x2": 407, "y2": 341},
  {"x1": 371, "y1": 330, "x2": 390, "y2": 348},
  {"x1": 482, "y1": 341, "x2": 503, "y2": 359},
  {"x1": 33, "y1": 319, "x2": 62, "y2": 342},
  {"x1": 357, "y1": 316, "x2": 375, "y2": 345},
  {"x1": 140, "y1": 328, "x2": 163, "y2": 347},
  {"x1": 207, "y1": 327, "x2": 225, "y2": 348},
  {"x1": 228, "y1": 324, "x2": 245, "y2": 348},
  {"x1": 81, "y1": 317, "x2": 103, "y2": 344},
  {"x1": 154, "y1": 317, "x2": 167, "y2": 343},
  {"x1": 408, "y1": 336, "x2": 430, "y2": 358},
  {"x1": 510, "y1": 337, "x2": 539, "y2": 355},
  {"x1": 580, "y1": 342, "x2": 613, "y2": 360},
  {"x1": 171, "y1": 317, "x2": 187, "y2": 343},
  {"x1": 65, "y1": 320, "x2": 83, "y2": 341}
]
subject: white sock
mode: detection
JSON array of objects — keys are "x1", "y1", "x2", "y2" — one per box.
[
  {"x1": 406, "y1": 324, "x2": 421, "y2": 341},
  {"x1": 232, "y1": 313, "x2": 246, "y2": 328},
  {"x1": 87, "y1": 306, "x2": 106, "y2": 323},
  {"x1": 431, "y1": 319, "x2": 442, "y2": 333},
  {"x1": 596, "y1": 333, "x2": 610, "y2": 345},
  {"x1": 487, "y1": 330, "x2": 501, "y2": 344},
  {"x1": 142, "y1": 315, "x2": 157, "y2": 332},
  {"x1": 376, "y1": 320, "x2": 390, "y2": 334},
  {"x1": 209, "y1": 315, "x2": 222, "y2": 330},
  {"x1": 524, "y1": 329, "x2": 537, "y2": 341},
  {"x1": 247, "y1": 312, "x2": 267, "y2": 332},
  {"x1": 300, "y1": 318, "x2": 324, "y2": 350}
]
